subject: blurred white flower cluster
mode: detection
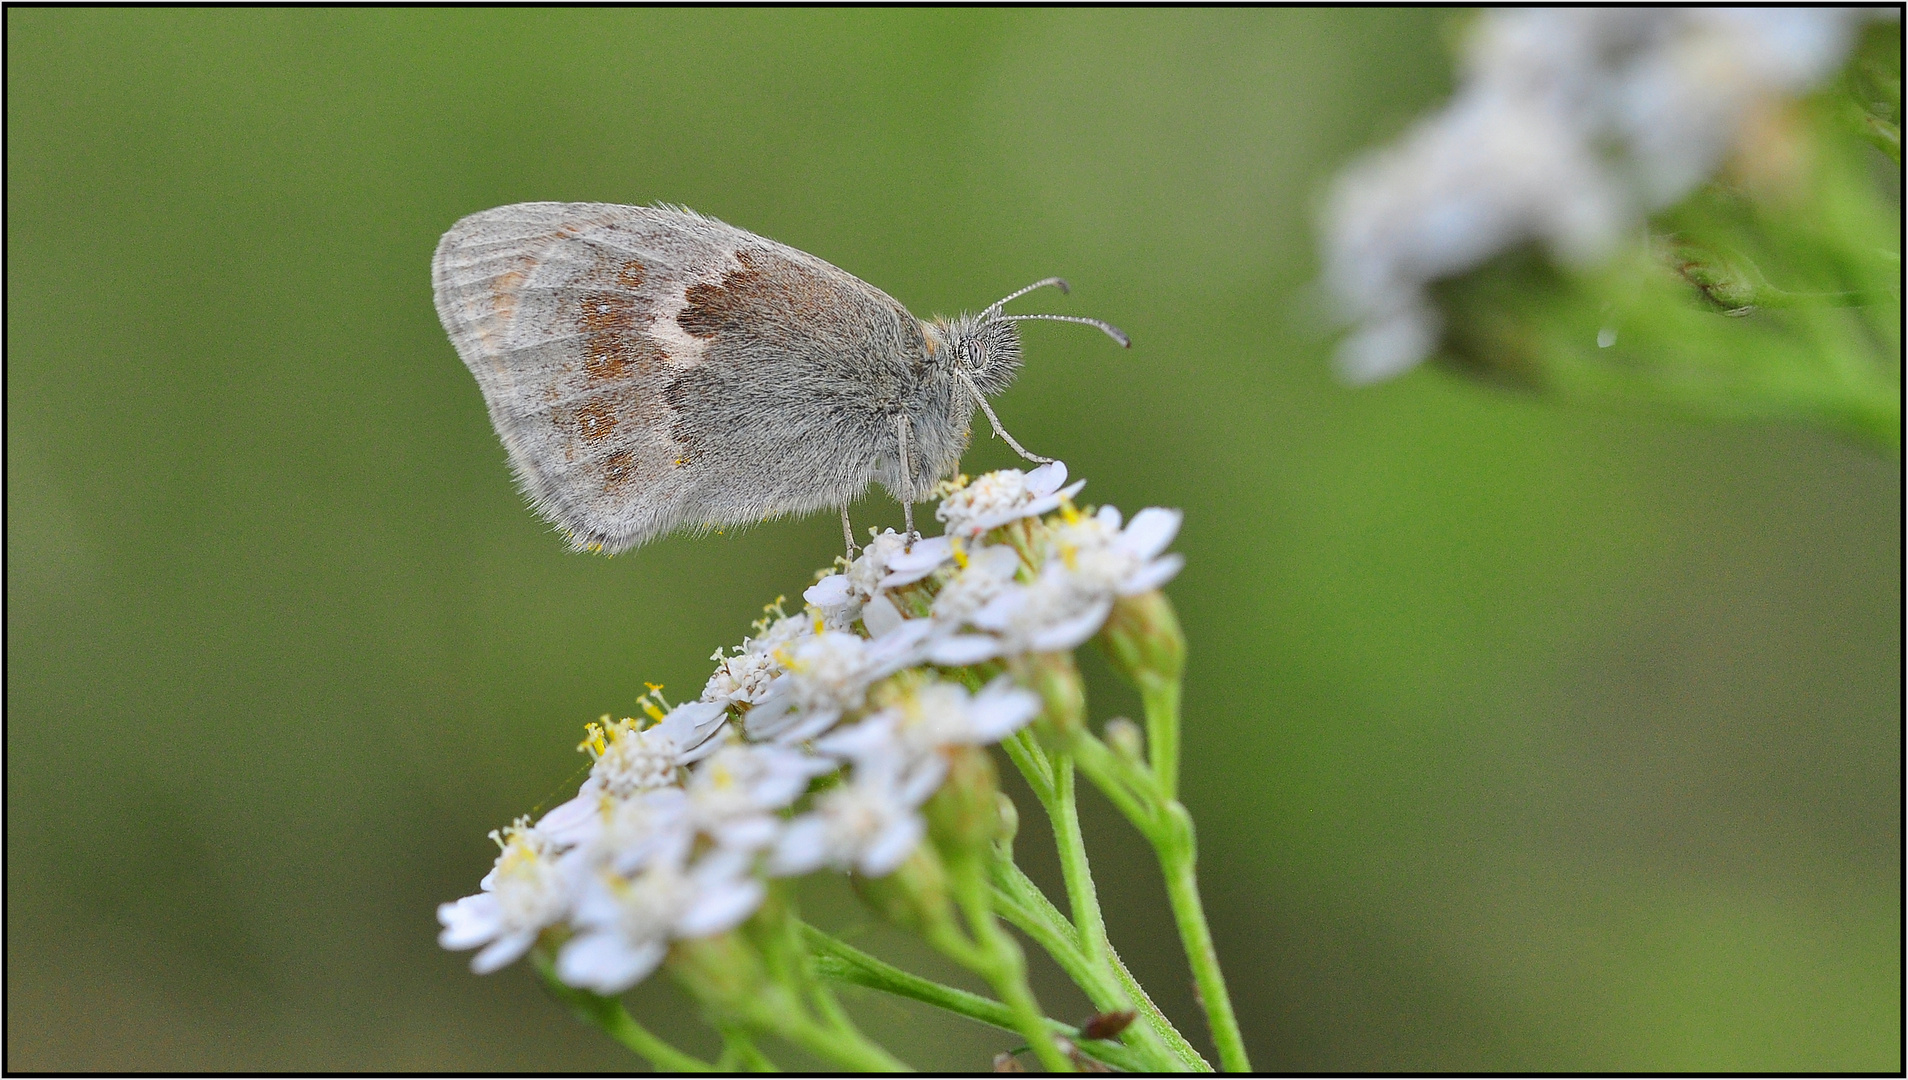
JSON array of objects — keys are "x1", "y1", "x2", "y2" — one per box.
[
  {"x1": 1321, "y1": 7, "x2": 1884, "y2": 384},
  {"x1": 438, "y1": 461, "x2": 1184, "y2": 994}
]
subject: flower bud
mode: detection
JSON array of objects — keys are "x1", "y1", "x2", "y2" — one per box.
[
  {"x1": 1013, "y1": 651, "x2": 1087, "y2": 742},
  {"x1": 926, "y1": 744, "x2": 1002, "y2": 858},
  {"x1": 994, "y1": 791, "x2": 1020, "y2": 851},
  {"x1": 1099, "y1": 590, "x2": 1185, "y2": 690},
  {"x1": 666, "y1": 930, "x2": 768, "y2": 1012},
  {"x1": 852, "y1": 846, "x2": 953, "y2": 936},
  {"x1": 1104, "y1": 717, "x2": 1144, "y2": 763}
]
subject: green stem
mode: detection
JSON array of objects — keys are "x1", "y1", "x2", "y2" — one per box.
[
  {"x1": 755, "y1": 1004, "x2": 911, "y2": 1072},
  {"x1": 748, "y1": 891, "x2": 910, "y2": 1072},
  {"x1": 991, "y1": 860, "x2": 1211, "y2": 1071},
  {"x1": 767, "y1": 892, "x2": 880, "y2": 1051},
  {"x1": 1104, "y1": 937, "x2": 1211, "y2": 1072},
  {"x1": 1156, "y1": 804, "x2": 1251, "y2": 1072},
  {"x1": 1139, "y1": 677, "x2": 1181, "y2": 802},
  {"x1": 1069, "y1": 733, "x2": 1164, "y2": 835},
  {"x1": 1049, "y1": 755, "x2": 1204, "y2": 1071},
  {"x1": 801, "y1": 924, "x2": 1148, "y2": 1073},
  {"x1": 531, "y1": 950, "x2": 713, "y2": 1072},
  {"x1": 1001, "y1": 728, "x2": 1055, "y2": 803},
  {"x1": 999, "y1": 725, "x2": 1206, "y2": 1071},
  {"x1": 716, "y1": 1023, "x2": 778, "y2": 1072},
  {"x1": 944, "y1": 858, "x2": 1075, "y2": 1072},
  {"x1": 1049, "y1": 759, "x2": 1107, "y2": 954},
  {"x1": 1072, "y1": 733, "x2": 1252, "y2": 1071}
]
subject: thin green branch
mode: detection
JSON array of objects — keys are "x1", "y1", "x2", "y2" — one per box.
[
  {"x1": 1154, "y1": 805, "x2": 1251, "y2": 1073},
  {"x1": 1068, "y1": 733, "x2": 1164, "y2": 837},
  {"x1": 755, "y1": 1003, "x2": 912, "y2": 1072},
  {"x1": 1070, "y1": 709, "x2": 1252, "y2": 1070},
  {"x1": 801, "y1": 924, "x2": 1147, "y2": 1073},
  {"x1": 945, "y1": 858, "x2": 1075, "y2": 1072},
  {"x1": 744, "y1": 890, "x2": 912, "y2": 1072},
  {"x1": 1139, "y1": 677, "x2": 1182, "y2": 802},
  {"x1": 716, "y1": 1023, "x2": 778, "y2": 1072},
  {"x1": 531, "y1": 950, "x2": 713, "y2": 1072},
  {"x1": 1049, "y1": 754, "x2": 1203, "y2": 1071},
  {"x1": 1001, "y1": 728, "x2": 1055, "y2": 803},
  {"x1": 993, "y1": 851, "x2": 1211, "y2": 1072},
  {"x1": 1102, "y1": 937, "x2": 1210, "y2": 1072}
]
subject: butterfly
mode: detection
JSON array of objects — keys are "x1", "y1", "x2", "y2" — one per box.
[{"x1": 432, "y1": 202, "x2": 1126, "y2": 554}]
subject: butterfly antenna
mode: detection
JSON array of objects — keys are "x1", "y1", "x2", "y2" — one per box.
[
  {"x1": 985, "y1": 277, "x2": 1070, "y2": 315},
  {"x1": 997, "y1": 313, "x2": 1131, "y2": 348}
]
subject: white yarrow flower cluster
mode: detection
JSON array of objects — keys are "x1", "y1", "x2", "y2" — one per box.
[
  {"x1": 937, "y1": 461, "x2": 1085, "y2": 537},
  {"x1": 1321, "y1": 7, "x2": 1882, "y2": 384},
  {"x1": 438, "y1": 462, "x2": 1184, "y2": 995}
]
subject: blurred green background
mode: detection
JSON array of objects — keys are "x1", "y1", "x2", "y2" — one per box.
[{"x1": 7, "y1": 9, "x2": 1899, "y2": 1072}]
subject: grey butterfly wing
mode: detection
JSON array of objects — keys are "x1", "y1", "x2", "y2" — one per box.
[{"x1": 433, "y1": 202, "x2": 931, "y2": 552}]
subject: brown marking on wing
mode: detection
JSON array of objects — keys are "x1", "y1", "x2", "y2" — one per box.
[
  {"x1": 601, "y1": 450, "x2": 638, "y2": 491},
  {"x1": 579, "y1": 291, "x2": 640, "y2": 381},
  {"x1": 665, "y1": 244, "x2": 905, "y2": 468},
  {"x1": 560, "y1": 252, "x2": 683, "y2": 497},
  {"x1": 491, "y1": 267, "x2": 529, "y2": 328},
  {"x1": 574, "y1": 400, "x2": 617, "y2": 441},
  {"x1": 678, "y1": 252, "x2": 765, "y2": 339},
  {"x1": 571, "y1": 256, "x2": 667, "y2": 386},
  {"x1": 677, "y1": 249, "x2": 843, "y2": 341}
]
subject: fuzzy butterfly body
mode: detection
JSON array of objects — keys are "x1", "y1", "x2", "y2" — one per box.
[{"x1": 433, "y1": 202, "x2": 1122, "y2": 553}]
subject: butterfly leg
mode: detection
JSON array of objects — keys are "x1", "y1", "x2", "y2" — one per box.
[
  {"x1": 959, "y1": 370, "x2": 1053, "y2": 465},
  {"x1": 894, "y1": 412, "x2": 917, "y2": 544},
  {"x1": 841, "y1": 506, "x2": 858, "y2": 560}
]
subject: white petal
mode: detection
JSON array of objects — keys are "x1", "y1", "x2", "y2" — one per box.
[
  {"x1": 676, "y1": 726, "x2": 730, "y2": 765},
  {"x1": 568, "y1": 877, "x2": 624, "y2": 929},
  {"x1": 749, "y1": 767, "x2": 820, "y2": 810},
  {"x1": 971, "y1": 545, "x2": 1023, "y2": 577},
  {"x1": 712, "y1": 816, "x2": 780, "y2": 852},
  {"x1": 926, "y1": 634, "x2": 1004, "y2": 666},
  {"x1": 750, "y1": 745, "x2": 841, "y2": 788},
  {"x1": 1118, "y1": 507, "x2": 1182, "y2": 560},
  {"x1": 897, "y1": 757, "x2": 949, "y2": 806},
  {"x1": 880, "y1": 536, "x2": 954, "y2": 585},
  {"x1": 437, "y1": 893, "x2": 503, "y2": 949},
  {"x1": 969, "y1": 588, "x2": 1029, "y2": 633},
  {"x1": 1028, "y1": 599, "x2": 1113, "y2": 652},
  {"x1": 1117, "y1": 554, "x2": 1184, "y2": 596},
  {"x1": 663, "y1": 700, "x2": 729, "y2": 742},
  {"x1": 969, "y1": 684, "x2": 1042, "y2": 741},
  {"x1": 768, "y1": 816, "x2": 831, "y2": 876},
  {"x1": 470, "y1": 929, "x2": 537, "y2": 974},
  {"x1": 535, "y1": 793, "x2": 600, "y2": 848},
  {"x1": 557, "y1": 931, "x2": 665, "y2": 995},
  {"x1": 1024, "y1": 460, "x2": 1068, "y2": 496},
  {"x1": 803, "y1": 575, "x2": 853, "y2": 607},
  {"x1": 813, "y1": 717, "x2": 897, "y2": 761},
  {"x1": 858, "y1": 815, "x2": 925, "y2": 878},
  {"x1": 743, "y1": 693, "x2": 798, "y2": 740},
  {"x1": 1095, "y1": 504, "x2": 1123, "y2": 529},
  {"x1": 676, "y1": 879, "x2": 765, "y2": 938},
  {"x1": 773, "y1": 707, "x2": 843, "y2": 745},
  {"x1": 870, "y1": 617, "x2": 935, "y2": 659},
  {"x1": 861, "y1": 593, "x2": 904, "y2": 638}
]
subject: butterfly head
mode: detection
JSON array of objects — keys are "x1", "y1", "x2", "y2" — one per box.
[
  {"x1": 925, "y1": 277, "x2": 1129, "y2": 401},
  {"x1": 928, "y1": 312, "x2": 1024, "y2": 399}
]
